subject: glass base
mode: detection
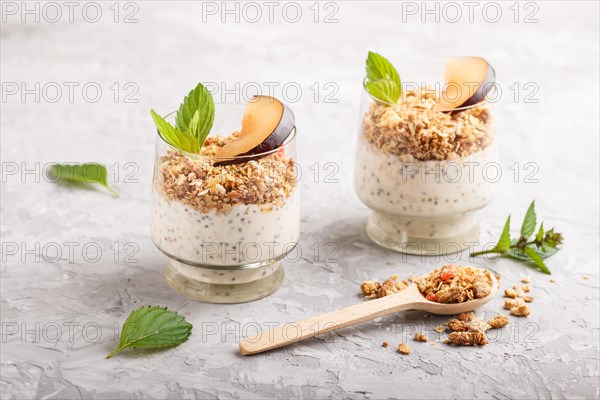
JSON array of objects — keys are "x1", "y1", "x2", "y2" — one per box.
[
  {"x1": 165, "y1": 259, "x2": 284, "y2": 304},
  {"x1": 366, "y1": 211, "x2": 480, "y2": 256}
]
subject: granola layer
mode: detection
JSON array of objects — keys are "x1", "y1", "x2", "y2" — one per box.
[
  {"x1": 362, "y1": 89, "x2": 493, "y2": 161},
  {"x1": 158, "y1": 135, "x2": 296, "y2": 214}
]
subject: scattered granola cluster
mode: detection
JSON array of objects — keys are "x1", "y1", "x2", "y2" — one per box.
[
  {"x1": 447, "y1": 331, "x2": 489, "y2": 346},
  {"x1": 381, "y1": 312, "x2": 510, "y2": 350},
  {"x1": 415, "y1": 264, "x2": 492, "y2": 303},
  {"x1": 434, "y1": 325, "x2": 446, "y2": 334},
  {"x1": 443, "y1": 312, "x2": 509, "y2": 346},
  {"x1": 414, "y1": 332, "x2": 428, "y2": 343},
  {"x1": 362, "y1": 89, "x2": 494, "y2": 161},
  {"x1": 504, "y1": 283, "x2": 533, "y2": 317},
  {"x1": 397, "y1": 343, "x2": 411, "y2": 355},
  {"x1": 157, "y1": 135, "x2": 296, "y2": 214},
  {"x1": 509, "y1": 303, "x2": 531, "y2": 317},
  {"x1": 487, "y1": 315, "x2": 510, "y2": 329},
  {"x1": 360, "y1": 275, "x2": 409, "y2": 299}
]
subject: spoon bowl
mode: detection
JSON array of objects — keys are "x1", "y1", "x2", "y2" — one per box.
[
  {"x1": 407, "y1": 272, "x2": 498, "y2": 315},
  {"x1": 240, "y1": 270, "x2": 497, "y2": 355}
]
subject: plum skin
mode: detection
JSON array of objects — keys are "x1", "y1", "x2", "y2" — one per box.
[{"x1": 214, "y1": 103, "x2": 295, "y2": 166}]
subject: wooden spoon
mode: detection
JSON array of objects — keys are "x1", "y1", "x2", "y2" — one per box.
[{"x1": 239, "y1": 273, "x2": 497, "y2": 355}]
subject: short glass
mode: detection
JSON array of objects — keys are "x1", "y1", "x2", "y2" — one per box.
[
  {"x1": 354, "y1": 74, "x2": 496, "y2": 256},
  {"x1": 151, "y1": 104, "x2": 299, "y2": 303}
]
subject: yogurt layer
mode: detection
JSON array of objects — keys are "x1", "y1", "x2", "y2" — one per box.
[
  {"x1": 355, "y1": 137, "x2": 495, "y2": 240},
  {"x1": 152, "y1": 191, "x2": 300, "y2": 269},
  {"x1": 355, "y1": 137, "x2": 496, "y2": 218}
]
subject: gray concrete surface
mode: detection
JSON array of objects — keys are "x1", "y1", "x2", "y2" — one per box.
[{"x1": 1, "y1": 1, "x2": 599, "y2": 399}]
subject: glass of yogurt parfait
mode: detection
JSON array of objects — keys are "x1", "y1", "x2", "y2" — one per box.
[
  {"x1": 354, "y1": 54, "x2": 497, "y2": 255},
  {"x1": 150, "y1": 85, "x2": 299, "y2": 303}
]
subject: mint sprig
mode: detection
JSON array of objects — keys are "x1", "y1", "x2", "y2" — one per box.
[
  {"x1": 364, "y1": 51, "x2": 401, "y2": 104},
  {"x1": 48, "y1": 163, "x2": 118, "y2": 197},
  {"x1": 471, "y1": 201, "x2": 563, "y2": 274},
  {"x1": 176, "y1": 83, "x2": 215, "y2": 146},
  {"x1": 106, "y1": 306, "x2": 192, "y2": 358},
  {"x1": 151, "y1": 110, "x2": 199, "y2": 153},
  {"x1": 151, "y1": 82, "x2": 215, "y2": 153}
]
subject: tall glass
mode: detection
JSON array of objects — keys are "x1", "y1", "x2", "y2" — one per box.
[
  {"x1": 151, "y1": 104, "x2": 299, "y2": 303},
  {"x1": 354, "y1": 75, "x2": 496, "y2": 256}
]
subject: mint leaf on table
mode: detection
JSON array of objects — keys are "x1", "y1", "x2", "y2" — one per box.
[
  {"x1": 151, "y1": 109, "x2": 199, "y2": 153},
  {"x1": 521, "y1": 246, "x2": 550, "y2": 274},
  {"x1": 364, "y1": 51, "x2": 401, "y2": 104},
  {"x1": 49, "y1": 163, "x2": 118, "y2": 197},
  {"x1": 471, "y1": 215, "x2": 511, "y2": 256},
  {"x1": 507, "y1": 239, "x2": 559, "y2": 260},
  {"x1": 470, "y1": 202, "x2": 563, "y2": 275},
  {"x1": 520, "y1": 201, "x2": 537, "y2": 238},
  {"x1": 535, "y1": 222, "x2": 544, "y2": 244},
  {"x1": 495, "y1": 215, "x2": 512, "y2": 252},
  {"x1": 106, "y1": 306, "x2": 192, "y2": 359},
  {"x1": 176, "y1": 82, "x2": 215, "y2": 147}
]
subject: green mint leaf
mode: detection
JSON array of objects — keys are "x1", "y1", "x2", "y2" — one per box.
[
  {"x1": 106, "y1": 306, "x2": 192, "y2": 359},
  {"x1": 522, "y1": 246, "x2": 551, "y2": 274},
  {"x1": 151, "y1": 109, "x2": 199, "y2": 153},
  {"x1": 535, "y1": 222, "x2": 544, "y2": 243},
  {"x1": 495, "y1": 215, "x2": 511, "y2": 252},
  {"x1": 151, "y1": 109, "x2": 180, "y2": 147},
  {"x1": 365, "y1": 52, "x2": 401, "y2": 104},
  {"x1": 49, "y1": 163, "x2": 118, "y2": 197},
  {"x1": 366, "y1": 52, "x2": 401, "y2": 86},
  {"x1": 506, "y1": 246, "x2": 551, "y2": 274},
  {"x1": 365, "y1": 80, "x2": 401, "y2": 105},
  {"x1": 188, "y1": 110, "x2": 201, "y2": 136},
  {"x1": 520, "y1": 201, "x2": 537, "y2": 238},
  {"x1": 176, "y1": 82, "x2": 215, "y2": 147},
  {"x1": 174, "y1": 130, "x2": 200, "y2": 154},
  {"x1": 506, "y1": 239, "x2": 558, "y2": 261},
  {"x1": 508, "y1": 238, "x2": 558, "y2": 260}
]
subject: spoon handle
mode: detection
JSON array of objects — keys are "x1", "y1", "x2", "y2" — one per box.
[{"x1": 239, "y1": 286, "x2": 423, "y2": 355}]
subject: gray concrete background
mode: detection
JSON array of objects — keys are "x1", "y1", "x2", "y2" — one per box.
[{"x1": 1, "y1": 1, "x2": 599, "y2": 399}]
